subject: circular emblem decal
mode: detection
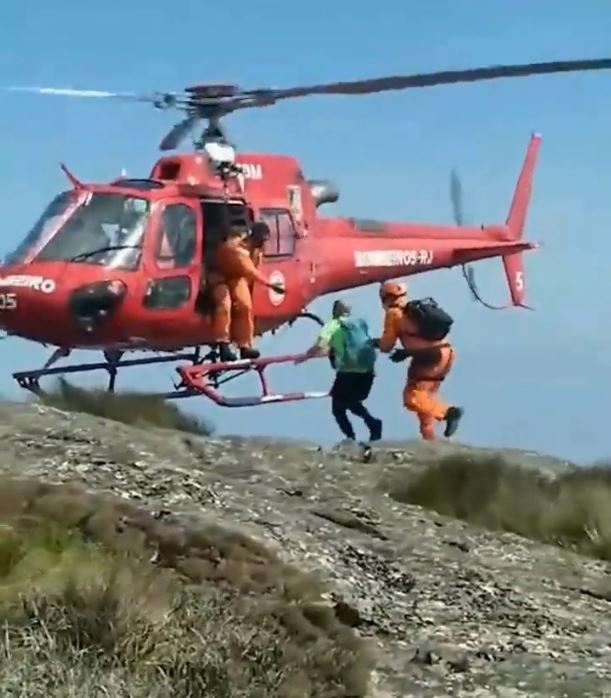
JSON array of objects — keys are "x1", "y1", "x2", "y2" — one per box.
[
  {"x1": 268, "y1": 270, "x2": 285, "y2": 306},
  {"x1": 40, "y1": 279, "x2": 56, "y2": 294}
]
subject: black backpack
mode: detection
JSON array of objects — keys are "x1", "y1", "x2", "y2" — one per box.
[{"x1": 404, "y1": 297, "x2": 453, "y2": 341}]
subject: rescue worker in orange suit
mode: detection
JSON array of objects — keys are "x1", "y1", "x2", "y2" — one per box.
[
  {"x1": 227, "y1": 221, "x2": 271, "y2": 348},
  {"x1": 213, "y1": 227, "x2": 284, "y2": 361},
  {"x1": 374, "y1": 280, "x2": 463, "y2": 440}
]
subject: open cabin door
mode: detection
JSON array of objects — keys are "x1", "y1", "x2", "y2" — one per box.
[
  {"x1": 200, "y1": 198, "x2": 253, "y2": 275},
  {"x1": 196, "y1": 198, "x2": 253, "y2": 311},
  {"x1": 139, "y1": 198, "x2": 202, "y2": 340}
]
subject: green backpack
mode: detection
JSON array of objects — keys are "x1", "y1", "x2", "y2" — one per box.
[{"x1": 335, "y1": 316, "x2": 377, "y2": 371}]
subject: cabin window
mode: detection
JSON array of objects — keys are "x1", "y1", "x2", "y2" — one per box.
[
  {"x1": 143, "y1": 276, "x2": 192, "y2": 309},
  {"x1": 153, "y1": 204, "x2": 197, "y2": 270},
  {"x1": 259, "y1": 208, "x2": 296, "y2": 257}
]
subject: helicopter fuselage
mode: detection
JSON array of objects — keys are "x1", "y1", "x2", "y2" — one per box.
[{"x1": 0, "y1": 143, "x2": 539, "y2": 354}]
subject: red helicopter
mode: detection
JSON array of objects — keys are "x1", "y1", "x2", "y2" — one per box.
[{"x1": 2, "y1": 57, "x2": 610, "y2": 406}]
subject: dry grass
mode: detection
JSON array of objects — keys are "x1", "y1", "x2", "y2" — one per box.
[
  {"x1": 388, "y1": 452, "x2": 611, "y2": 561},
  {"x1": 39, "y1": 378, "x2": 213, "y2": 437},
  {"x1": 0, "y1": 477, "x2": 373, "y2": 697}
]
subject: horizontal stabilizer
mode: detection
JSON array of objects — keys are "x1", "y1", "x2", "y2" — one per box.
[{"x1": 452, "y1": 241, "x2": 535, "y2": 265}]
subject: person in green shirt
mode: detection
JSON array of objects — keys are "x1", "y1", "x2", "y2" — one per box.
[{"x1": 297, "y1": 299, "x2": 382, "y2": 443}]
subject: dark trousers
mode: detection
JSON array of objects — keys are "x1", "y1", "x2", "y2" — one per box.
[{"x1": 330, "y1": 371, "x2": 378, "y2": 440}]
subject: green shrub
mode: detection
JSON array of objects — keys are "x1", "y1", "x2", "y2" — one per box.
[
  {"x1": 388, "y1": 452, "x2": 611, "y2": 561},
  {"x1": 40, "y1": 378, "x2": 213, "y2": 436},
  {"x1": 0, "y1": 477, "x2": 373, "y2": 697}
]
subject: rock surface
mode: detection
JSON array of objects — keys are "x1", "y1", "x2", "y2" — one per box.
[{"x1": 1, "y1": 401, "x2": 610, "y2": 697}]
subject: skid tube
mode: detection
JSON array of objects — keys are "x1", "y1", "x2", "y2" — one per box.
[
  {"x1": 13, "y1": 350, "x2": 207, "y2": 399},
  {"x1": 12, "y1": 349, "x2": 330, "y2": 405},
  {"x1": 176, "y1": 353, "x2": 329, "y2": 407}
]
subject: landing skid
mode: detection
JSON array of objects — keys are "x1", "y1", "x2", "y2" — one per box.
[
  {"x1": 13, "y1": 347, "x2": 329, "y2": 407},
  {"x1": 176, "y1": 354, "x2": 329, "y2": 407},
  {"x1": 12, "y1": 311, "x2": 329, "y2": 406},
  {"x1": 13, "y1": 350, "x2": 206, "y2": 400}
]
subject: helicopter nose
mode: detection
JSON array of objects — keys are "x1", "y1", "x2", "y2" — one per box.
[
  {"x1": 0, "y1": 290, "x2": 18, "y2": 333},
  {"x1": 0, "y1": 284, "x2": 57, "y2": 337},
  {"x1": 0, "y1": 276, "x2": 128, "y2": 340}
]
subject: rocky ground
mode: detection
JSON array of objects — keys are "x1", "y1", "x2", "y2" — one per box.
[{"x1": 1, "y1": 400, "x2": 611, "y2": 697}]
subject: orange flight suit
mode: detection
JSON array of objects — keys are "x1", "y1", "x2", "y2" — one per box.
[
  {"x1": 229, "y1": 238, "x2": 264, "y2": 345},
  {"x1": 209, "y1": 271, "x2": 232, "y2": 343},
  {"x1": 378, "y1": 303, "x2": 454, "y2": 440},
  {"x1": 213, "y1": 236, "x2": 269, "y2": 349},
  {"x1": 247, "y1": 241, "x2": 263, "y2": 270}
]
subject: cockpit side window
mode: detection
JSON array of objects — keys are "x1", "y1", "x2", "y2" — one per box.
[{"x1": 34, "y1": 192, "x2": 150, "y2": 270}]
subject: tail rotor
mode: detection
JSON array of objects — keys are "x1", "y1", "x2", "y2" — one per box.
[{"x1": 449, "y1": 169, "x2": 507, "y2": 309}]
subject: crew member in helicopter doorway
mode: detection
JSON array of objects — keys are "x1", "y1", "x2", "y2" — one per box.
[
  {"x1": 229, "y1": 220, "x2": 271, "y2": 346},
  {"x1": 214, "y1": 227, "x2": 284, "y2": 361}
]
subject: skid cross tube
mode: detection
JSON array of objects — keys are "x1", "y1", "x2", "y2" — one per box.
[{"x1": 177, "y1": 353, "x2": 329, "y2": 407}]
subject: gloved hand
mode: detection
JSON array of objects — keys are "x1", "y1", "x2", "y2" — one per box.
[
  {"x1": 371, "y1": 337, "x2": 380, "y2": 348},
  {"x1": 270, "y1": 283, "x2": 285, "y2": 295},
  {"x1": 389, "y1": 348, "x2": 409, "y2": 363}
]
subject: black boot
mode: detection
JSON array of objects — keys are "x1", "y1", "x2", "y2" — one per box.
[
  {"x1": 218, "y1": 343, "x2": 237, "y2": 362},
  {"x1": 444, "y1": 406, "x2": 464, "y2": 438},
  {"x1": 239, "y1": 346, "x2": 260, "y2": 360},
  {"x1": 369, "y1": 418, "x2": 383, "y2": 442},
  {"x1": 347, "y1": 403, "x2": 381, "y2": 442}
]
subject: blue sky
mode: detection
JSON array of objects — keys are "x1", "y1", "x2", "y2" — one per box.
[{"x1": 1, "y1": 0, "x2": 610, "y2": 463}]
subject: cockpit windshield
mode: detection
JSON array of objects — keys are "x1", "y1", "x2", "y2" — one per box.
[{"x1": 5, "y1": 191, "x2": 150, "y2": 270}]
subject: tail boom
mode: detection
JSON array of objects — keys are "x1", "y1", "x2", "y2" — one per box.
[{"x1": 316, "y1": 133, "x2": 542, "y2": 306}]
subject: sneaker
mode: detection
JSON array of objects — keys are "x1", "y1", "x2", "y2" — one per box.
[
  {"x1": 369, "y1": 418, "x2": 383, "y2": 442},
  {"x1": 444, "y1": 406, "x2": 464, "y2": 438},
  {"x1": 359, "y1": 441, "x2": 373, "y2": 462}
]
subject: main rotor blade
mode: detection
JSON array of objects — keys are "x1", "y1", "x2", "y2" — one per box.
[
  {"x1": 243, "y1": 57, "x2": 611, "y2": 104},
  {"x1": 6, "y1": 56, "x2": 611, "y2": 140},
  {"x1": 3, "y1": 85, "x2": 161, "y2": 103},
  {"x1": 159, "y1": 116, "x2": 200, "y2": 150}
]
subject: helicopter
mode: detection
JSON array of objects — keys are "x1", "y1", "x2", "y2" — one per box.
[{"x1": 1, "y1": 57, "x2": 610, "y2": 407}]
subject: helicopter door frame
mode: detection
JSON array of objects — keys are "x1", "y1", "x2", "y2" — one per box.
[
  {"x1": 200, "y1": 198, "x2": 253, "y2": 275},
  {"x1": 140, "y1": 197, "x2": 203, "y2": 317}
]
